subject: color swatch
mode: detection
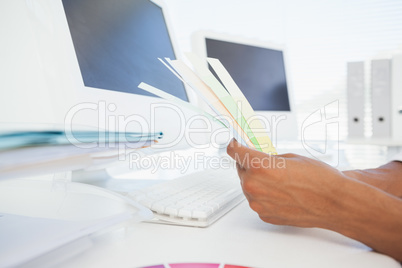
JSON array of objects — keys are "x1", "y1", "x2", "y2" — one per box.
[
  {"x1": 141, "y1": 263, "x2": 252, "y2": 268},
  {"x1": 138, "y1": 54, "x2": 277, "y2": 155}
]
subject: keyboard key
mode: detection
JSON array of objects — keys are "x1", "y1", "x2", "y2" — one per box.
[
  {"x1": 130, "y1": 168, "x2": 244, "y2": 227},
  {"x1": 165, "y1": 205, "x2": 181, "y2": 217},
  {"x1": 151, "y1": 202, "x2": 169, "y2": 214},
  {"x1": 192, "y1": 206, "x2": 213, "y2": 219},
  {"x1": 178, "y1": 206, "x2": 193, "y2": 218}
]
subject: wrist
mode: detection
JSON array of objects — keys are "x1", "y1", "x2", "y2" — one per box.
[
  {"x1": 317, "y1": 177, "x2": 366, "y2": 233},
  {"x1": 326, "y1": 178, "x2": 402, "y2": 259},
  {"x1": 330, "y1": 179, "x2": 378, "y2": 236},
  {"x1": 343, "y1": 162, "x2": 402, "y2": 198}
]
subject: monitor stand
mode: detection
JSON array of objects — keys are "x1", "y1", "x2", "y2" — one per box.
[
  {"x1": 70, "y1": 146, "x2": 225, "y2": 193},
  {"x1": 71, "y1": 168, "x2": 153, "y2": 194}
]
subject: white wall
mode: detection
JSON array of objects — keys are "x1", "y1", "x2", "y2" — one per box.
[
  {"x1": 165, "y1": 0, "x2": 287, "y2": 53},
  {"x1": 165, "y1": 0, "x2": 402, "y2": 140}
]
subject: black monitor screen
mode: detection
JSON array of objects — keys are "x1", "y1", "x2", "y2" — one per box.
[
  {"x1": 206, "y1": 38, "x2": 290, "y2": 111},
  {"x1": 62, "y1": 0, "x2": 188, "y2": 101}
]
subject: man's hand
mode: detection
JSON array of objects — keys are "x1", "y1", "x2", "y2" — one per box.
[
  {"x1": 226, "y1": 139, "x2": 402, "y2": 261},
  {"x1": 226, "y1": 139, "x2": 351, "y2": 229}
]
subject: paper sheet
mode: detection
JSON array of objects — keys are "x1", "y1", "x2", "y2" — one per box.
[
  {"x1": 139, "y1": 55, "x2": 277, "y2": 154},
  {"x1": 207, "y1": 58, "x2": 277, "y2": 154},
  {"x1": 137, "y1": 82, "x2": 224, "y2": 128},
  {"x1": 184, "y1": 53, "x2": 263, "y2": 152},
  {"x1": 165, "y1": 59, "x2": 250, "y2": 147}
]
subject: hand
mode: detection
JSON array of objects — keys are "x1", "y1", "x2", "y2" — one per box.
[
  {"x1": 227, "y1": 139, "x2": 402, "y2": 261},
  {"x1": 227, "y1": 139, "x2": 364, "y2": 229}
]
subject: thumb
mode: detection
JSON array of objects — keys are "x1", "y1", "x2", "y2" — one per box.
[{"x1": 227, "y1": 139, "x2": 273, "y2": 170}]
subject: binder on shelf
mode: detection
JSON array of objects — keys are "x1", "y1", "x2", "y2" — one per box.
[
  {"x1": 392, "y1": 54, "x2": 402, "y2": 140},
  {"x1": 371, "y1": 59, "x2": 392, "y2": 138},
  {"x1": 347, "y1": 62, "x2": 365, "y2": 137}
]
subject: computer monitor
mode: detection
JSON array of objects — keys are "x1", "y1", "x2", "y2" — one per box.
[
  {"x1": 0, "y1": 0, "x2": 201, "y2": 147},
  {"x1": 62, "y1": 0, "x2": 188, "y2": 100},
  {"x1": 0, "y1": 0, "x2": 215, "y2": 182},
  {"x1": 192, "y1": 31, "x2": 298, "y2": 142}
]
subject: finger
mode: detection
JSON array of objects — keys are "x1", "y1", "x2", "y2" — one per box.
[
  {"x1": 236, "y1": 162, "x2": 247, "y2": 181},
  {"x1": 242, "y1": 191, "x2": 253, "y2": 203},
  {"x1": 227, "y1": 139, "x2": 265, "y2": 169}
]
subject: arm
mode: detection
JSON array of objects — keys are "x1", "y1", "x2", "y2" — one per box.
[
  {"x1": 343, "y1": 161, "x2": 402, "y2": 198},
  {"x1": 227, "y1": 139, "x2": 402, "y2": 262}
]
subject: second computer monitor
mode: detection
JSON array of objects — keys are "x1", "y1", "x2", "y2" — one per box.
[{"x1": 192, "y1": 32, "x2": 298, "y2": 142}]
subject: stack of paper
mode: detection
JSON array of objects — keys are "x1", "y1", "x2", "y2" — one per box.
[
  {"x1": 138, "y1": 53, "x2": 276, "y2": 154},
  {"x1": 0, "y1": 129, "x2": 162, "y2": 151},
  {"x1": 0, "y1": 127, "x2": 163, "y2": 179}
]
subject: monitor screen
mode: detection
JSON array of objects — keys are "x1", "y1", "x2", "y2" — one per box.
[
  {"x1": 205, "y1": 38, "x2": 291, "y2": 111},
  {"x1": 62, "y1": 0, "x2": 188, "y2": 101}
]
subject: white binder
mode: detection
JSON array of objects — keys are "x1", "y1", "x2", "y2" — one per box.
[
  {"x1": 391, "y1": 54, "x2": 402, "y2": 140},
  {"x1": 347, "y1": 62, "x2": 365, "y2": 137},
  {"x1": 371, "y1": 59, "x2": 392, "y2": 138}
]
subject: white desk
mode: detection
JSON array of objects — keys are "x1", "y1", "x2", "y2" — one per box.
[
  {"x1": 6, "y1": 145, "x2": 401, "y2": 267},
  {"x1": 54, "y1": 201, "x2": 400, "y2": 268}
]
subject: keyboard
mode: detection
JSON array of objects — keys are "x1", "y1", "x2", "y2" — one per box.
[{"x1": 128, "y1": 168, "x2": 244, "y2": 227}]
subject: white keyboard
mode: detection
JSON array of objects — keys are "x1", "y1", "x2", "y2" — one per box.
[{"x1": 128, "y1": 168, "x2": 244, "y2": 227}]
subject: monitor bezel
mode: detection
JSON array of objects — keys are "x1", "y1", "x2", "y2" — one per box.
[
  {"x1": 191, "y1": 30, "x2": 298, "y2": 141},
  {"x1": 49, "y1": 0, "x2": 198, "y2": 131}
]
